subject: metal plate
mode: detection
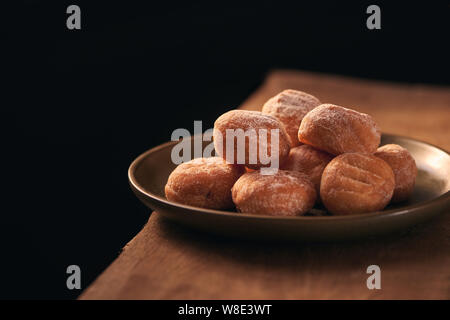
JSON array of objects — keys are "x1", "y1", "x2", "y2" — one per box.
[{"x1": 128, "y1": 134, "x2": 450, "y2": 241}]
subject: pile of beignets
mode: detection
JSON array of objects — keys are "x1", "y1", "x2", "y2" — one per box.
[{"x1": 165, "y1": 89, "x2": 417, "y2": 216}]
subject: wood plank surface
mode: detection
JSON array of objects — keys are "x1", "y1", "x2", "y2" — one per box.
[{"x1": 80, "y1": 70, "x2": 450, "y2": 300}]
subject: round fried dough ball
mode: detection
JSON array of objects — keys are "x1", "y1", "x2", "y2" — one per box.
[
  {"x1": 262, "y1": 89, "x2": 320, "y2": 147},
  {"x1": 281, "y1": 144, "x2": 334, "y2": 194},
  {"x1": 213, "y1": 110, "x2": 291, "y2": 170},
  {"x1": 231, "y1": 170, "x2": 316, "y2": 216},
  {"x1": 298, "y1": 104, "x2": 381, "y2": 155},
  {"x1": 165, "y1": 157, "x2": 245, "y2": 209},
  {"x1": 375, "y1": 144, "x2": 417, "y2": 203},
  {"x1": 320, "y1": 153, "x2": 395, "y2": 215}
]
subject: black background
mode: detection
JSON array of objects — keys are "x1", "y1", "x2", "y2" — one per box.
[{"x1": 3, "y1": 1, "x2": 449, "y2": 299}]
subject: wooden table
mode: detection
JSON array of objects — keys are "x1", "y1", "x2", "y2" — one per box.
[{"x1": 80, "y1": 70, "x2": 450, "y2": 300}]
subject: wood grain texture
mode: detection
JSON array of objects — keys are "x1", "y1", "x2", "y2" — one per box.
[{"x1": 80, "y1": 70, "x2": 450, "y2": 300}]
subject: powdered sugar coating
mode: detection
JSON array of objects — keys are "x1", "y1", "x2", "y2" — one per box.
[
  {"x1": 298, "y1": 104, "x2": 381, "y2": 155},
  {"x1": 262, "y1": 89, "x2": 321, "y2": 147},
  {"x1": 320, "y1": 153, "x2": 395, "y2": 215},
  {"x1": 281, "y1": 144, "x2": 334, "y2": 194},
  {"x1": 213, "y1": 110, "x2": 291, "y2": 170},
  {"x1": 375, "y1": 144, "x2": 417, "y2": 203},
  {"x1": 231, "y1": 170, "x2": 316, "y2": 216},
  {"x1": 165, "y1": 157, "x2": 245, "y2": 209}
]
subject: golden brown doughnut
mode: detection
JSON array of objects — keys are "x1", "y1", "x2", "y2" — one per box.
[
  {"x1": 320, "y1": 153, "x2": 395, "y2": 215},
  {"x1": 213, "y1": 110, "x2": 291, "y2": 170},
  {"x1": 231, "y1": 170, "x2": 316, "y2": 216},
  {"x1": 298, "y1": 104, "x2": 381, "y2": 155},
  {"x1": 262, "y1": 89, "x2": 320, "y2": 147},
  {"x1": 165, "y1": 157, "x2": 245, "y2": 209},
  {"x1": 281, "y1": 144, "x2": 334, "y2": 194},
  {"x1": 375, "y1": 144, "x2": 417, "y2": 203}
]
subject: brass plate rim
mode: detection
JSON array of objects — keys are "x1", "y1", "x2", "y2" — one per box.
[{"x1": 128, "y1": 133, "x2": 450, "y2": 221}]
